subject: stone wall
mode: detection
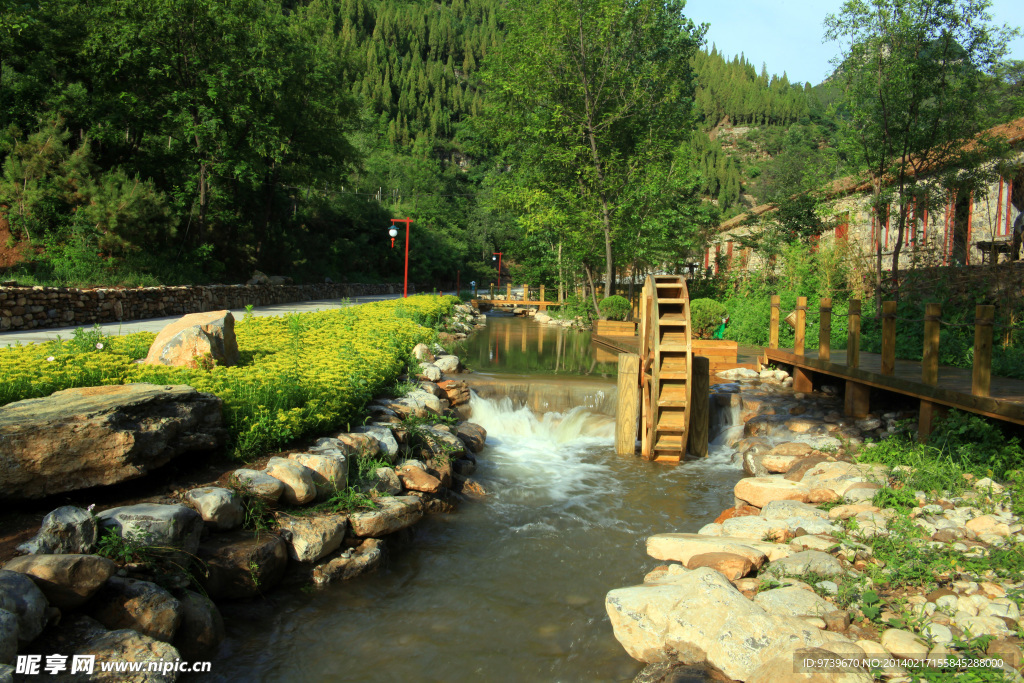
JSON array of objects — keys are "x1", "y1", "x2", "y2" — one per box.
[{"x1": 0, "y1": 282, "x2": 411, "y2": 332}]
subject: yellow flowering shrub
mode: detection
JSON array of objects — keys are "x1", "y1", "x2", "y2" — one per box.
[{"x1": 0, "y1": 295, "x2": 458, "y2": 458}]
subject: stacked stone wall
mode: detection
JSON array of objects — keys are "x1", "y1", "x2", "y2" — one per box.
[{"x1": 0, "y1": 282, "x2": 411, "y2": 331}]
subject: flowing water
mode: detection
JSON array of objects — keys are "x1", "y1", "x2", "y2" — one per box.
[{"x1": 211, "y1": 315, "x2": 744, "y2": 682}]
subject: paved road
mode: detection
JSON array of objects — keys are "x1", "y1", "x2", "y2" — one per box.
[{"x1": 0, "y1": 292, "x2": 455, "y2": 347}]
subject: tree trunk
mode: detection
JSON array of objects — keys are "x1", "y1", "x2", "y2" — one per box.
[
  {"x1": 557, "y1": 240, "x2": 564, "y2": 302},
  {"x1": 583, "y1": 262, "x2": 601, "y2": 316},
  {"x1": 873, "y1": 179, "x2": 883, "y2": 316}
]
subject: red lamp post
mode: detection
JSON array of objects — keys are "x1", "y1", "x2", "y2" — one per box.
[
  {"x1": 389, "y1": 218, "x2": 412, "y2": 298},
  {"x1": 492, "y1": 251, "x2": 503, "y2": 288}
]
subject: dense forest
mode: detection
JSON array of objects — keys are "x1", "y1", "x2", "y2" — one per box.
[{"x1": 0, "y1": 0, "x2": 1019, "y2": 293}]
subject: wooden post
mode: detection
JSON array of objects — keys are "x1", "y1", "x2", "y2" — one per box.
[
  {"x1": 687, "y1": 356, "x2": 710, "y2": 458},
  {"x1": 972, "y1": 304, "x2": 994, "y2": 397},
  {"x1": 881, "y1": 301, "x2": 897, "y2": 376},
  {"x1": 616, "y1": 353, "x2": 641, "y2": 455},
  {"x1": 844, "y1": 381, "x2": 870, "y2": 418},
  {"x1": 919, "y1": 303, "x2": 942, "y2": 441},
  {"x1": 490, "y1": 283, "x2": 494, "y2": 298},
  {"x1": 524, "y1": 284, "x2": 530, "y2": 301},
  {"x1": 819, "y1": 297, "x2": 832, "y2": 362},
  {"x1": 794, "y1": 296, "x2": 807, "y2": 355},
  {"x1": 539, "y1": 285, "x2": 545, "y2": 302},
  {"x1": 769, "y1": 295, "x2": 780, "y2": 349},
  {"x1": 506, "y1": 283, "x2": 512, "y2": 300},
  {"x1": 848, "y1": 299, "x2": 861, "y2": 369}
]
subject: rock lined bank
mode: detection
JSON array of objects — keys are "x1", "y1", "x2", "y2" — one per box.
[
  {"x1": 607, "y1": 369, "x2": 1024, "y2": 683},
  {"x1": 0, "y1": 304, "x2": 489, "y2": 681}
]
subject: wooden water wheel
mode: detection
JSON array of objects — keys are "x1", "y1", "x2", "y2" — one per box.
[{"x1": 638, "y1": 274, "x2": 693, "y2": 462}]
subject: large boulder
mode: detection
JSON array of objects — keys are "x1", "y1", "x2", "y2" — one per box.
[
  {"x1": 32, "y1": 615, "x2": 180, "y2": 683},
  {"x1": 229, "y1": 469, "x2": 285, "y2": 502},
  {"x1": 647, "y1": 533, "x2": 791, "y2": 567},
  {"x1": 348, "y1": 496, "x2": 424, "y2": 538},
  {"x1": 754, "y1": 586, "x2": 835, "y2": 619},
  {"x1": 95, "y1": 504, "x2": 204, "y2": 557},
  {"x1": 197, "y1": 531, "x2": 288, "y2": 600},
  {"x1": 438, "y1": 380, "x2": 471, "y2": 407},
  {"x1": 605, "y1": 566, "x2": 841, "y2": 681},
  {"x1": 433, "y1": 355, "x2": 463, "y2": 374},
  {"x1": 0, "y1": 570, "x2": 48, "y2": 646},
  {"x1": 3, "y1": 554, "x2": 115, "y2": 610},
  {"x1": 144, "y1": 310, "x2": 239, "y2": 368},
  {"x1": 735, "y1": 477, "x2": 811, "y2": 508},
  {"x1": 288, "y1": 452, "x2": 347, "y2": 500},
  {"x1": 18, "y1": 506, "x2": 97, "y2": 555},
  {"x1": 0, "y1": 384, "x2": 225, "y2": 500},
  {"x1": 90, "y1": 578, "x2": 182, "y2": 643},
  {"x1": 354, "y1": 426, "x2": 399, "y2": 461},
  {"x1": 455, "y1": 421, "x2": 487, "y2": 453}
]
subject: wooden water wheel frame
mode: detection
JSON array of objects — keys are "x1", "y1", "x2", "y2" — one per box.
[{"x1": 638, "y1": 274, "x2": 693, "y2": 462}]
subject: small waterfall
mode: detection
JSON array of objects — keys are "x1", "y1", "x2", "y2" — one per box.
[
  {"x1": 468, "y1": 392, "x2": 615, "y2": 444},
  {"x1": 464, "y1": 376, "x2": 617, "y2": 415},
  {"x1": 707, "y1": 391, "x2": 744, "y2": 461}
]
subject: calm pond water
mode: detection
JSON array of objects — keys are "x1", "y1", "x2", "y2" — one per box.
[{"x1": 211, "y1": 315, "x2": 742, "y2": 682}]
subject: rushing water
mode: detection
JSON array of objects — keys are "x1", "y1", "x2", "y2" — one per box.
[{"x1": 210, "y1": 316, "x2": 744, "y2": 682}]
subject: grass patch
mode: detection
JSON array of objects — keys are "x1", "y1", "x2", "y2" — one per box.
[{"x1": 0, "y1": 295, "x2": 458, "y2": 460}]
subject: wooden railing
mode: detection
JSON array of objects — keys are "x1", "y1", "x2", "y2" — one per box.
[{"x1": 769, "y1": 296, "x2": 997, "y2": 398}]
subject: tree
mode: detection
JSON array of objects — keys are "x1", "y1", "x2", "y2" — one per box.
[
  {"x1": 483, "y1": 0, "x2": 705, "y2": 310},
  {"x1": 824, "y1": 0, "x2": 1017, "y2": 301}
]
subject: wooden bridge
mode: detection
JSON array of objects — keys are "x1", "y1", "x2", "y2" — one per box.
[
  {"x1": 763, "y1": 296, "x2": 1024, "y2": 437},
  {"x1": 471, "y1": 283, "x2": 562, "y2": 311}
]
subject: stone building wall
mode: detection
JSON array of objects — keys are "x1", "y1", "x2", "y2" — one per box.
[{"x1": 0, "y1": 282, "x2": 410, "y2": 332}]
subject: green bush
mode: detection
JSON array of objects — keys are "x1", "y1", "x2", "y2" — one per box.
[
  {"x1": 690, "y1": 298, "x2": 728, "y2": 339},
  {"x1": 598, "y1": 295, "x2": 631, "y2": 321}
]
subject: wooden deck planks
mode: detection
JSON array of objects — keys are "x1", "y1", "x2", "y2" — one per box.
[{"x1": 765, "y1": 347, "x2": 1024, "y2": 426}]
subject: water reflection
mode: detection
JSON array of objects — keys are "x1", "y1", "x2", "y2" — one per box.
[{"x1": 453, "y1": 314, "x2": 618, "y2": 377}]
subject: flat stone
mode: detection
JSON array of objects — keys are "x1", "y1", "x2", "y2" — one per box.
[
  {"x1": 755, "y1": 585, "x2": 835, "y2": 619},
  {"x1": 713, "y1": 505, "x2": 761, "y2": 524},
  {"x1": 397, "y1": 464, "x2": 442, "y2": 494},
  {"x1": 761, "y1": 500, "x2": 829, "y2": 521},
  {"x1": 3, "y1": 554, "x2": 115, "y2": 610},
  {"x1": 331, "y1": 432, "x2": 380, "y2": 457},
  {"x1": 967, "y1": 515, "x2": 1011, "y2": 537},
  {"x1": 790, "y1": 535, "x2": 840, "y2": 553},
  {"x1": 956, "y1": 615, "x2": 1011, "y2": 637},
  {"x1": 275, "y1": 513, "x2": 348, "y2": 563},
  {"x1": 311, "y1": 538, "x2": 385, "y2": 585},
  {"x1": 735, "y1": 477, "x2": 811, "y2": 508},
  {"x1": 91, "y1": 577, "x2": 182, "y2": 643},
  {"x1": 0, "y1": 384, "x2": 225, "y2": 500},
  {"x1": 784, "y1": 456, "x2": 832, "y2": 482},
  {"x1": 433, "y1": 355, "x2": 462, "y2": 373},
  {"x1": 761, "y1": 454, "x2": 798, "y2": 473},
  {"x1": 265, "y1": 457, "x2": 317, "y2": 505},
  {"x1": 647, "y1": 533, "x2": 792, "y2": 566},
  {"x1": 605, "y1": 567, "x2": 841, "y2": 681},
  {"x1": 348, "y1": 496, "x2": 424, "y2": 538},
  {"x1": 764, "y1": 550, "x2": 845, "y2": 578},
  {"x1": 184, "y1": 487, "x2": 243, "y2": 531},
  {"x1": 770, "y1": 442, "x2": 814, "y2": 457},
  {"x1": 229, "y1": 469, "x2": 285, "y2": 502},
  {"x1": 685, "y1": 552, "x2": 755, "y2": 580},
  {"x1": 828, "y1": 504, "x2": 879, "y2": 520},
  {"x1": 880, "y1": 628, "x2": 928, "y2": 657}
]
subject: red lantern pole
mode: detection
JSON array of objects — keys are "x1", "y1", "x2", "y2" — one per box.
[{"x1": 391, "y1": 218, "x2": 412, "y2": 298}]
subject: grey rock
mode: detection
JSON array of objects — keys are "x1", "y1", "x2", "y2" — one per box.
[
  {"x1": 288, "y1": 452, "x2": 347, "y2": 500},
  {"x1": 354, "y1": 425, "x2": 399, "y2": 461},
  {"x1": 760, "y1": 500, "x2": 829, "y2": 521},
  {"x1": 197, "y1": 531, "x2": 288, "y2": 600},
  {"x1": 95, "y1": 504, "x2": 204, "y2": 556},
  {"x1": 275, "y1": 513, "x2": 348, "y2": 563},
  {"x1": 311, "y1": 538, "x2": 385, "y2": 585},
  {"x1": 362, "y1": 467, "x2": 402, "y2": 496},
  {"x1": 433, "y1": 355, "x2": 462, "y2": 374},
  {"x1": 754, "y1": 585, "x2": 834, "y2": 618},
  {"x1": 0, "y1": 570, "x2": 48, "y2": 645},
  {"x1": 230, "y1": 469, "x2": 285, "y2": 502},
  {"x1": 418, "y1": 363, "x2": 441, "y2": 381},
  {"x1": 17, "y1": 506, "x2": 97, "y2": 555},
  {"x1": 264, "y1": 457, "x2": 317, "y2": 505},
  {"x1": 184, "y1": 487, "x2": 243, "y2": 531},
  {"x1": 764, "y1": 550, "x2": 845, "y2": 578},
  {"x1": 0, "y1": 609, "x2": 16, "y2": 665},
  {"x1": 348, "y1": 496, "x2": 424, "y2": 537}
]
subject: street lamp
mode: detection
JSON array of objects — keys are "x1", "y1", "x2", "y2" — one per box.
[
  {"x1": 389, "y1": 218, "x2": 412, "y2": 298},
  {"x1": 492, "y1": 251, "x2": 503, "y2": 288}
]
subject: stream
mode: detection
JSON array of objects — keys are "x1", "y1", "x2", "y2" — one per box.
[{"x1": 211, "y1": 314, "x2": 745, "y2": 682}]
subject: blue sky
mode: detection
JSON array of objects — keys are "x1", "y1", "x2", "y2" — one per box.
[{"x1": 683, "y1": 0, "x2": 1024, "y2": 86}]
